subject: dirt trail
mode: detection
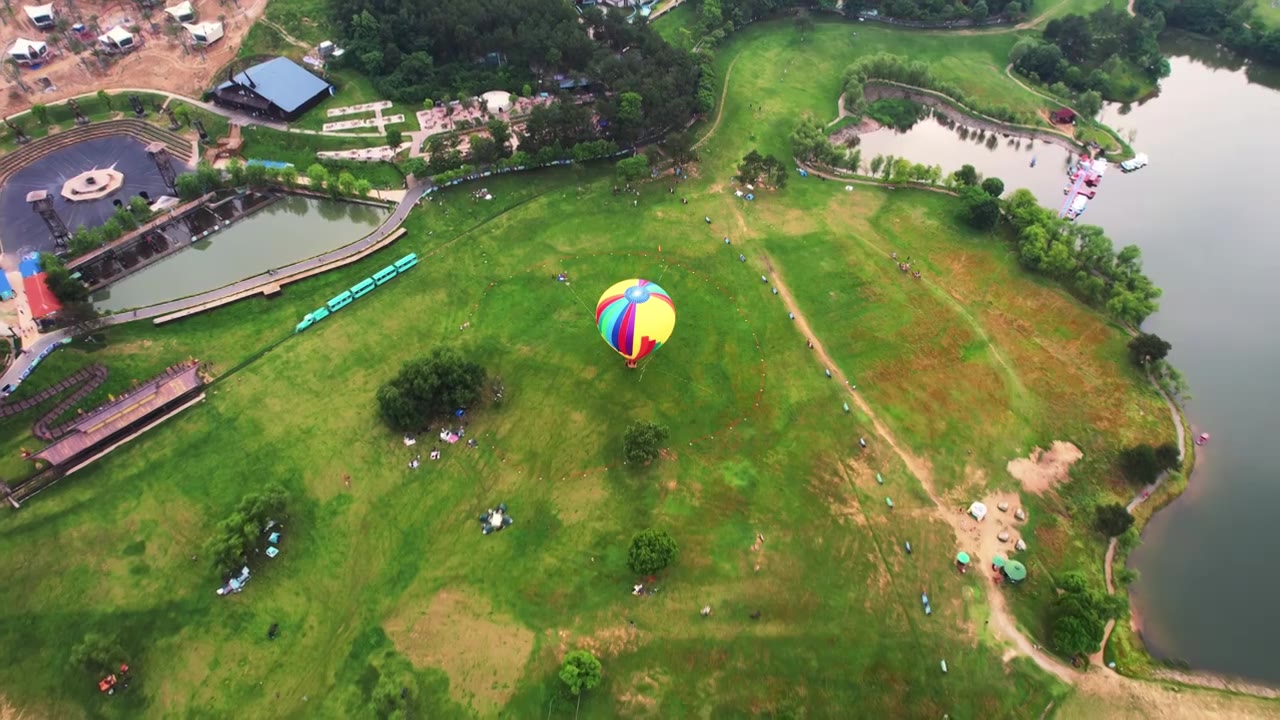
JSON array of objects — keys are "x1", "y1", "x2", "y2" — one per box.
[
  {"x1": 762, "y1": 255, "x2": 1081, "y2": 685},
  {"x1": 692, "y1": 55, "x2": 740, "y2": 151}
]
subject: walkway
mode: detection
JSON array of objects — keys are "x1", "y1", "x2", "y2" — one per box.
[{"x1": 0, "y1": 184, "x2": 428, "y2": 390}]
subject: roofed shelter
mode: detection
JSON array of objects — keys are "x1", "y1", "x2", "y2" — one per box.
[
  {"x1": 184, "y1": 21, "x2": 223, "y2": 45},
  {"x1": 99, "y1": 26, "x2": 137, "y2": 52},
  {"x1": 8, "y1": 38, "x2": 48, "y2": 64},
  {"x1": 24, "y1": 3, "x2": 55, "y2": 29},
  {"x1": 1002, "y1": 560, "x2": 1027, "y2": 583},
  {"x1": 34, "y1": 362, "x2": 204, "y2": 469},
  {"x1": 212, "y1": 57, "x2": 334, "y2": 122},
  {"x1": 1050, "y1": 108, "x2": 1077, "y2": 125},
  {"x1": 164, "y1": 0, "x2": 195, "y2": 22}
]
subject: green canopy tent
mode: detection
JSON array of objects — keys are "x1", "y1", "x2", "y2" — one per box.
[
  {"x1": 956, "y1": 552, "x2": 970, "y2": 565},
  {"x1": 1003, "y1": 560, "x2": 1027, "y2": 583},
  {"x1": 992, "y1": 555, "x2": 1007, "y2": 569}
]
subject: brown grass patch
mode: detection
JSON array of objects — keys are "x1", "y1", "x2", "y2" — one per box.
[
  {"x1": 384, "y1": 589, "x2": 533, "y2": 714},
  {"x1": 1006, "y1": 441, "x2": 1083, "y2": 495},
  {"x1": 615, "y1": 668, "x2": 670, "y2": 717}
]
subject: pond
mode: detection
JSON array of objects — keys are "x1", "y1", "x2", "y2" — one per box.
[
  {"x1": 90, "y1": 195, "x2": 386, "y2": 312},
  {"x1": 857, "y1": 36, "x2": 1280, "y2": 684}
]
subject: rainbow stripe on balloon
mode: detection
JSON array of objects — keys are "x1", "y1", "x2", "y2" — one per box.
[{"x1": 595, "y1": 279, "x2": 676, "y2": 364}]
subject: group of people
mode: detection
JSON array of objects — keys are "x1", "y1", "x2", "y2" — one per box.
[{"x1": 891, "y1": 252, "x2": 923, "y2": 279}]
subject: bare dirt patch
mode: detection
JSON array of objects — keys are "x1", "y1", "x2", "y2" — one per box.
[
  {"x1": 951, "y1": 490, "x2": 1026, "y2": 569},
  {"x1": 2, "y1": 0, "x2": 268, "y2": 116},
  {"x1": 384, "y1": 589, "x2": 534, "y2": 714},
  {"x1": 1007, "y1": 441, "x2": 1083, "y2": 495}
]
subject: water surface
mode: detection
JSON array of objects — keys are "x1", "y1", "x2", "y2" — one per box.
[{"x1": 91, "y1": 195, "x2": 385, "y2": 312}]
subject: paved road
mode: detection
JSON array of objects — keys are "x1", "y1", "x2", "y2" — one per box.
[{"x1": 0, "y1": 184, "x2": 428, "y2": 390}]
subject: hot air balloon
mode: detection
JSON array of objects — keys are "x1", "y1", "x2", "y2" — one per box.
[{"x1": 595, "y1": 279, "x2": 676, "y2": 368}]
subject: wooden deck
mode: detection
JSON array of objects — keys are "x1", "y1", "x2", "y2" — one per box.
[{"x1": 34, "y1": 362, "x2": 203, "y2": 467}]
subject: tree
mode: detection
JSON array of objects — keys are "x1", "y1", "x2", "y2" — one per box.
[
  {"x1": 371, "y1": 672, "x2": 407, "y2": 716},
  {"x1": 336, "y1": 171, "x2": 358, "y2": 196},
  {"x1": 244, "y1": 161, "x2": 268, "y2": 188},
  {"x1": 1154, "y1": 442, "x2": 1181, "y2": 471},
  {"x1": 1094, "y1": 502, "x2": 1134, "y2": 537},
  {"x1": 1049, "y1": 574, "x2": 1124, "y2": 656},
  {"x1": 623, "y1": 421, "x2": 668, "y2": 465},
  {"x1": 663, "y1": 131, "x2": 696, "y2": 165},
  {"x1": 521, "y1": 83, "x2": 533, "y2": 98},
  {"x1": 280, "y1": 165, "x2": 299, "y2": 187},
  {"x1": 971, "y1": 0, "x2": 989, "y2": 20},
  {"x1": 354, "y1": 178, "x2": 373, "y2": 197},
  {"x1": 869, "y1": 155, "x2": 885, "y2": 177},
  {"x1": 486, "y1": 119, "x2": 511, "y2": 156},
  {"x1": 69, "y1": 632, "x2": 124, "y2": 675},
  {"x1": 616, "y1": 155, "x2": 649, "y2": 183},
  {"x1": 1074, "y1": 90, "x2": 1103, "y2": 118},
  {"x1": 1118, "y1": 444, "x2": 1160, "y2": 486},
  {"x1": 205, "y1": 484, "x2": 289, "y2": 575},
  {"x1": 559, "y1": 650, "x2": 602, "y2": 696},
  {"x1": 954, "y1": 164, "x2": 979, "y2": 186},
  {"x1": 960, "y1": 186, "x2": 1001, "y2": 231},
  {"x1": 376, "y1": 348, "x2": 486, "y2": 431},
  {"x1": 386, "y1": 127, "x2": 404, "y2": 148},
  {"x1": 981, "y1": 177, "x2": 1005, "y2": 197},
  {"x1": 128, "y1": 195, "x2": 152, "y2": 217},
  {"x1": 627, "y1": 528, "x2": 678, "y2": 575},
  {"x1": 226, "y1": 157, "x2": 246, "y2": 186},
  {"x1": 41, "y1": 253, "x2": 88, "y2": 304},
  {"x1": 175, "y1": 173, "x2": 203, "y2": 200},
  {"x1": 30, "y1": 103, "x2": 49, "y2": 125},
  {"x1": 97, "y1": 89, "x2": 111, "y2": 109},
  {"x1": 736, "y1": 150, "x2": 787, "y2": 189},
  {"x1": 1127, "y1": 332, "x2": 1170, "y2": 366},
  {"x1": 306, "y1": 163, "x2": 329, "y2": 192},
  {"x1": 469, "y1": 135, "x2": 499, "y2": 165}
]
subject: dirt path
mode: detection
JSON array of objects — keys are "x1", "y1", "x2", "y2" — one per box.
[
  {"x1": 260, "y1": 18, "x2": 313, "y2": 49},
  {"x1": 692, "y1": 55, "x2": 741, "y2": 151},
  {"x1": 762, "y1": 254, "x2": 1082, "y2": 685},
  {"x1": 1005, "y1": 64, "x2": 1082, "y2": 120},
  {"x1": 1127, "y1": 0, "x2": 1137, "y2": 16}
]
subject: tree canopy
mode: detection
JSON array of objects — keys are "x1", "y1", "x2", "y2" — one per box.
[
  {"x1": 1012, "y1": 6, "x2": 1168, "y2": 100},
  {"x1": 558, "y1": 650, "x2": 603, "y2": 696},
  {"x1": 623, "y1": 421, "x2": 669, "y2": 465},
  {"x1": 627, "y1": 528, "x2": 678, "y2": 575},
  {"x1": 1094, "y1": 502, "x2": 1134, "y2": 537},
  {"x1": 736, "y1": 150, "x2": 787, "y2": 188},
  {"x1": 1128, "y1": 332, "x2": 1171, "y2": 366},
  {"x1": 1050, "y1": 571, "x2": 1125, "y2": 656},
  {"x1": 377, "y1": 348, "x2": 486, "y2": 431},
  {"x1": 204, "y1": 485, "x2": 289, "y2": 576}
]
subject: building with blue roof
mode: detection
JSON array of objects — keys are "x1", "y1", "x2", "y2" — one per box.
[{"x1": 211, "y1": 57, "x2": 334, "y2": 122}]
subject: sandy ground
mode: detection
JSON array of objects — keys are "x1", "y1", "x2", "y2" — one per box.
[
  {"x1": 1, "y1": 0, "x2": 268, "y2": 117},
  {"x1": 1007, "y1": 440, "x2": 1083, "y2": 495}
]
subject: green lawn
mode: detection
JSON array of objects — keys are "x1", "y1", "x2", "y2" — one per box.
[
  {"x1": 0, "y1": 15, "x2": 1189, "y2": 720},
  {"x1": 1, "y1": 92, "x2": 172, "y2": 152},
  {"x1": 1250, "y1": 0, "x2": 1280, "y2": 28},
  {"x1": 240, "y1": 125, "x2": 405, "y2": 187},
  {"x1": 288, "y1": 69, "x2": 410, "y2": 134}
]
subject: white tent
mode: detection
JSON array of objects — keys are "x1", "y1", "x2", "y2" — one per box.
[
  {"x1": 8, "y1": 38, "x2": 48, "y2": 63},
  {"x1": 23, "y1": 3, "x2": 55, "y2": 28},
  {"x1": 99, "y1": 26, "x2": 136, "y2": 51},
  {"x1": 183, "y1": 21, "x2": 223, "y2": 45},
  {"x1": 164, "y1": 0, "x2": 195, "y2": 22},
  {"x1": 968, "y1": 502, "x2": 988, "y2": 522}
]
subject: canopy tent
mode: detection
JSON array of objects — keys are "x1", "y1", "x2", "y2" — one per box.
[
  {"x1": 8, "y1": 38, "x2": 48, "y2": 63},
  {"x1": 1003, "y1": 560, "x2": 1027, "y2": 582},
  {"x1": 99, "y1": 26, "x2": 135, "y2": 51},
  {"x1": 991, "y1": 554, "x2": 1007, "y2": 569},
  {"x1": 481, "y1": 90, "x2": 513, "y2": 113},
  {"x1": 968, "y1": 501, "x2": 987, "y2": 521},
  {"x1": 183, "y1": 21, "x2": 223, "y2": 45},
  {"x1": 956, "y1": 552, "x2": 970, "y2": 565},
  {"x1": 164, "y1": 0, "x2": 195, "y2": 21},
  {"x1": 23, "y1": 3, "x2": 55, "y2": 28}
]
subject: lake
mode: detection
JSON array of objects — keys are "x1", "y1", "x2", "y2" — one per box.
[
  {"x1": 91, "y1": 195, "x2": 386, "y2": 312},
  {"x1": 856, "y1": 35, "x2": 1280, "y2": 684}
]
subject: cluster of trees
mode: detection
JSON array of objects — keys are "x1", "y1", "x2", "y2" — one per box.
[
  {"x1": 377, "y1": 348, "x2": 486, "y2": 432},
  {"x1": 864, "y1": 0, "x2": 1026, "y2": 23},
  {"x1": 1118, "y1": 441, "x2": 1181, "y2": 486},
  {"x1": 1139, "y1": 0, "x2": 1280, "y2": 66},
  {"x1": 1050, "y1": 571, "x2": 1126, "y2": 657},
  {"x1": 736, "y1": 149, "x2": 788, "y2": 188},
  {"x1": 334, "y1": 0, "x2": 702, "y2": 139},
  {"x1": 1001, "y1": 189, "x2": 1162, "y2": 326},
  {"x1": 302, "y1": 163, "x2": 375, "y2": 198},
  {"x1": 40, "y1": 253, "x2": 89, "y2": 305},
  {"x1": 1011, "y1": 7, "x2": 1170, "y2": 103},
  {"x1": 204, "y1": 485, "x2": 289, "y2": 576},
  {"x1": 65, "y1": 196, "x2": 155, "y2": 257},
  {"x1": 843, "y1": 53, "x2": 1034, "y2": 126},
  {"x1": 791, "y1": 116, "x2": 861, "y2": 171},
  {"x1": 866, "y1": 154, "x2": 944, "y2": 185},
  {"x1": 864, "y1": 98, "x2": 928, "y2": 130},
  {"x1": 173, "y1": 159, "x2": 372, "y2": 203},
  {"x1": 957, "y1": 170, "x2": 1007, "y2": 230}
]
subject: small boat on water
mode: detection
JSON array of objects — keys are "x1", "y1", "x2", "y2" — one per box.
[
  {"x1": 1121, "y1": 153, "x2": 1150, "y2": 173},
  {"x1": 1030, "y1": 156, "x2": 1037, "y2": 168},
  {"x1": 1196, "y1": 432, "x2": 1211, "y2": 446}
]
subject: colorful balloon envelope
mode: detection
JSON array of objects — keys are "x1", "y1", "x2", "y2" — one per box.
[{"x1": 595, "y1": 279, "x2": 676, "y2": 366}]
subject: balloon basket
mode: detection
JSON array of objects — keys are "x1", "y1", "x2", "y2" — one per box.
[{"x1": 626, "y1": 360, "x2": 638, "y2": 369}]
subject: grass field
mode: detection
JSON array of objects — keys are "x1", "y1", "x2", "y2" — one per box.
[{"x1": 0, "y1": 14, "x2": 1198, "y2": 720}]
